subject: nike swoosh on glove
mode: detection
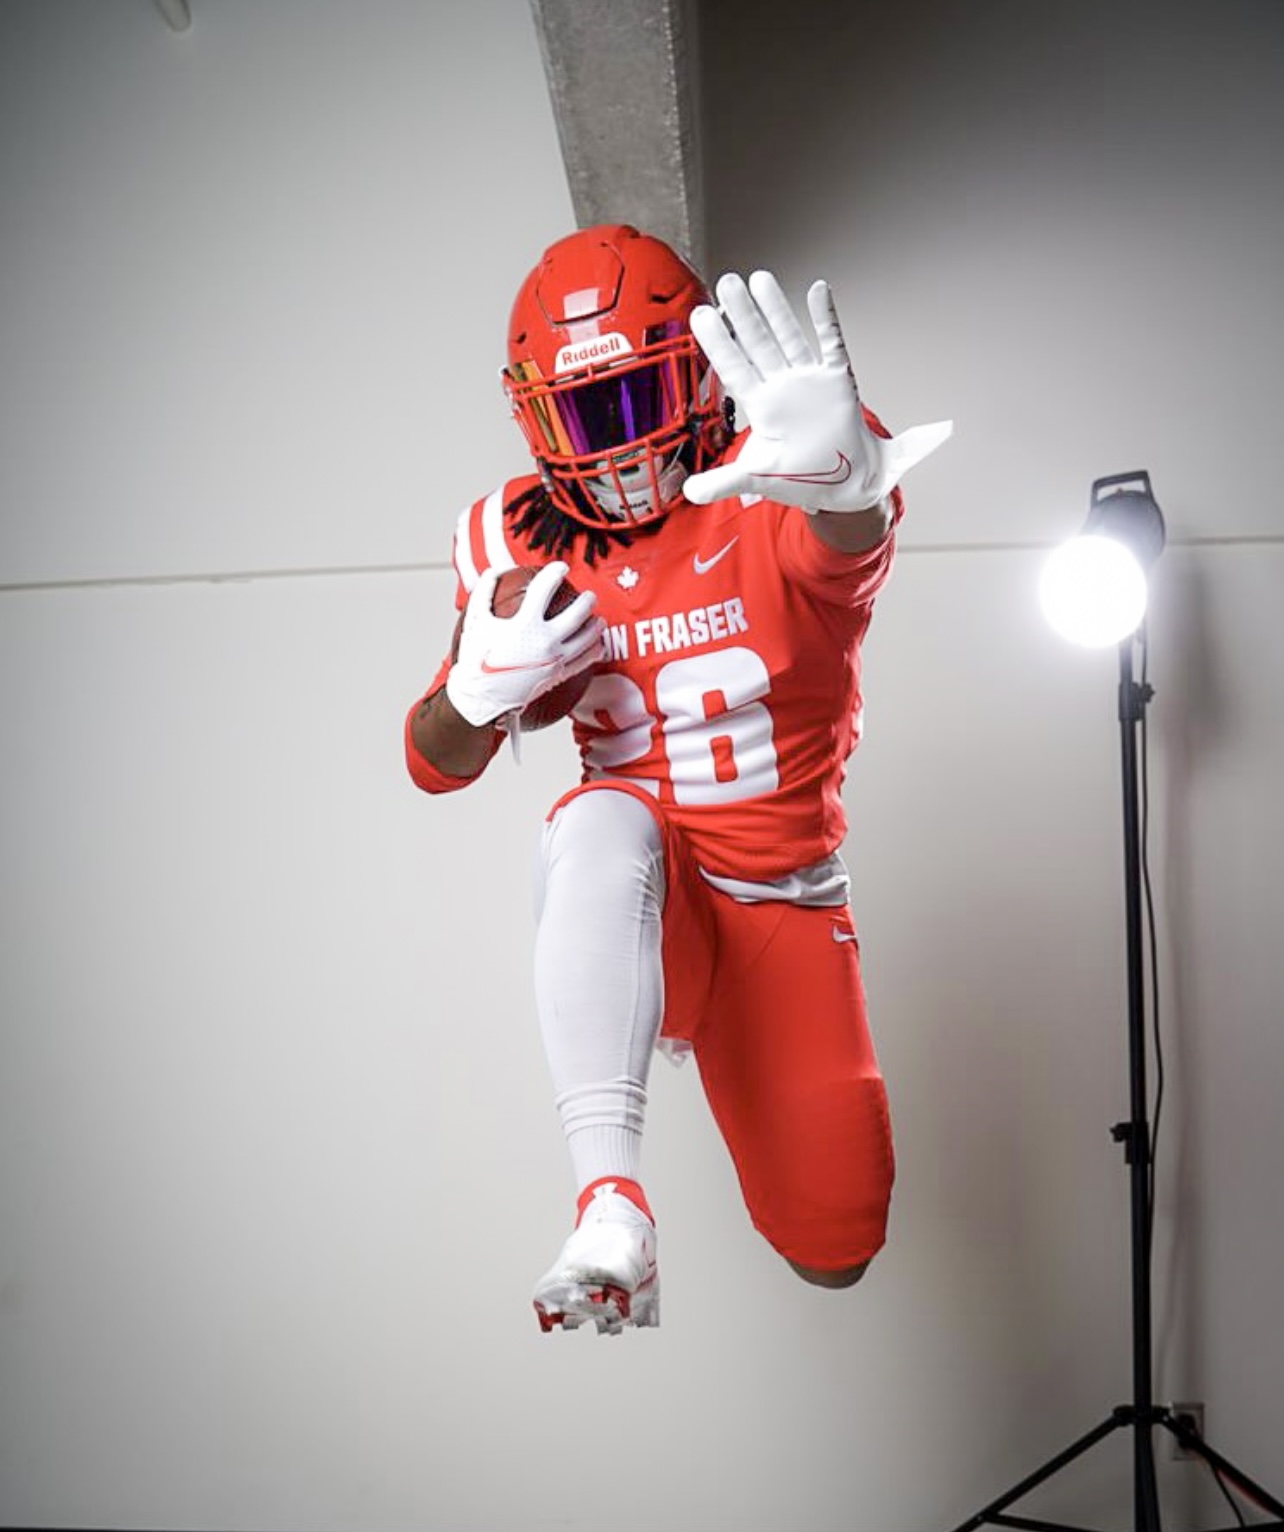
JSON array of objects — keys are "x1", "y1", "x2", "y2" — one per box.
[
  {"x1": 445, "y1": 562, "x2": 603, "y2": 728},
  {"x1": 684, "y1": 271, "x2": 953, "y2": 514}
]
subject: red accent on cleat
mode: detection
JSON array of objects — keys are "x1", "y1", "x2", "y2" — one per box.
[
  {"x1": 576, "y1": 1177, "x2": 654, "y2": 1225},
  {"x1": 603, "y1": 1284, "x2": 631, "y2": 1320}
]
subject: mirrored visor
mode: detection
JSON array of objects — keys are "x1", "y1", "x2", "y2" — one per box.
[{"x1": 554, "y1": 360, "x2": 682, "y2": 456}]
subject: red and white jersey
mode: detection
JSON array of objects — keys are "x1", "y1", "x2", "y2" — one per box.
[{"x1": 410, "y1": 440, "x2": 900, "y2": 883}]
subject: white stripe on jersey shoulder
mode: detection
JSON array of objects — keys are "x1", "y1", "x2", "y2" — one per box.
[
  {"x1": 482, "y1": 486, "x2": 519, "y2": 575},
  {"x1": 452, "y1": 486, "x2": 521, "y2": 593},
  {"x1": 452, "y1": 501, "x2": 479, "y2": 591}
]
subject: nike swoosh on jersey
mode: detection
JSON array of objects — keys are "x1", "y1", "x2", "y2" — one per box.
[
  {"x1": 761, "y1": 452, "x2": 853, "y2": 487},
  {"x1": 830, "y1": 925, "x2": 859, "y2": 944},
  {"x1": 693, "y1": 536, "x2": 739, "y2": 575}
]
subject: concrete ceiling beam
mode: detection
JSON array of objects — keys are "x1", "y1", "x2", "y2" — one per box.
[{"x1": 528, "y1": 0, "x2": 705, "y2": 271}]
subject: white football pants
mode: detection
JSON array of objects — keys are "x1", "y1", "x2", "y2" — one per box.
[{"x1": 532, "y1": 787, "x2": 666, "y2": 1191}]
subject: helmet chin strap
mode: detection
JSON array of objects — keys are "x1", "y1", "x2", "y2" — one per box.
[{"x1": 586, "y1": 452, "x2": 687, "y2": 522}]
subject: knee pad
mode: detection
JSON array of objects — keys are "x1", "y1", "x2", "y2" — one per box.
[
  {"x1": 746, "y1": 1074, "x2": 894, "y2": 1271},
  {"x1": 536, "y1": 784, "x2": 666, "y2": 919}
]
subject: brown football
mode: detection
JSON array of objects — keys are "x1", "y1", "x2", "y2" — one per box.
[{"x1": 451, "y1": 565, "x2": 595, "y2": 731}]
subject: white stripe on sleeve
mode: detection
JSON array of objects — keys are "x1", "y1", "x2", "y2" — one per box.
[
  {"x1": 481, "y1": 487, "x2": 519, "y2": 574},
  {"x1": 452, "y1": 501, "x2": 479, "y2": 592}
]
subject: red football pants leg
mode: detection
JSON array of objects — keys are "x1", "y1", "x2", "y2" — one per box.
[{"x1": 690, "y1": 899, "x2": 895, "y2": 1272}]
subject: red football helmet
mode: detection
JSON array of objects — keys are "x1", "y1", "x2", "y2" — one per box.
[{"x1": 503, "y1": 224, "x2": 727, "y2": 529}]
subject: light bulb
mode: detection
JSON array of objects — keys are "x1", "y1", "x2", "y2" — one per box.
[{"x1": 1039, "y1": 534, "x2": 1148, "y2": 647}]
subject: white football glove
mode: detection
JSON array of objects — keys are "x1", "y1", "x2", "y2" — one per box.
[
  {"x1": 685, "y1": 271, "x2": 953, "y2": 514},
  {"x1": 445, "y1": 561, "x2": 603, "y2": 728}
]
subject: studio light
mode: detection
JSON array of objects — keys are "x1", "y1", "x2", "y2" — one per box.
[
  {"x1": 953, "y1": 470, "x2": 1284, "y2": 1532},
  {"x1": 1039, "y1": 472, "x2": 1167, "y2": 646}
]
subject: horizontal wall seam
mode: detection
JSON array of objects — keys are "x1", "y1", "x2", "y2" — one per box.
[{"x1": 0, "y1": 534, "x2": 1280, "y2": 595}]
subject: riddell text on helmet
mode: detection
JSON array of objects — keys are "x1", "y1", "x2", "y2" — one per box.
[{"x1": 554, "y1": 331, "x2": 634, "y2": 373}]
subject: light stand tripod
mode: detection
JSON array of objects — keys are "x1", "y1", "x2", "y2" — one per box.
[{"x1": 950, "y1": 477, "x2": 1284, "y2": 1532}]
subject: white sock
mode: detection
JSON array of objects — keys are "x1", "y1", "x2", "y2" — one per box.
[{"x1": 555, "y1": 1079, "x2": 648, "y2": 1187}]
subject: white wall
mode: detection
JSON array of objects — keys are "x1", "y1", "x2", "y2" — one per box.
[{"x1": 1, "y1": 3, "x2": 1281, "y2": 1532}]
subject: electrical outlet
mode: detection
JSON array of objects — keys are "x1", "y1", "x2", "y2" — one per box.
[{"x1": 1169, "y1": 1401, "x2": 1205, "y2": 1460}]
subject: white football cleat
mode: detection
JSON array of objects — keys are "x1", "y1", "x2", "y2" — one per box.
[{"x1": 533, "y1": 1181, "x2": 659, "y2": 1335}]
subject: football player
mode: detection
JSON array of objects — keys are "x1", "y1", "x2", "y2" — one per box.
[{"x1": 406, "y1": 225, "x2": 951, "y2": 1333}]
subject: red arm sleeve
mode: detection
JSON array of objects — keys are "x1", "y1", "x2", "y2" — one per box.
[
  {"x1": 403, "y1": 655, "x2": 504, "y2": 795},
  {"x1": 732, "y1": 406, "x2": 905, "y2": 608},
  {"x1": 775, "y1": 503, "x2": 899, "y2": 608}
]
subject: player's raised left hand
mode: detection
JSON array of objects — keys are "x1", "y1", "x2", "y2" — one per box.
[{"x1": 684, "y1": 271, "x2": 952, "y2": 515}]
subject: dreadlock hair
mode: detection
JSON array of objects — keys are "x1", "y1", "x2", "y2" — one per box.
[
  {"x1": 507, "y1": 481, "x2": 635, "y2": 566},
  {"x1": 507, "y1": 410, "x2": 735, "y2": 563}
]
